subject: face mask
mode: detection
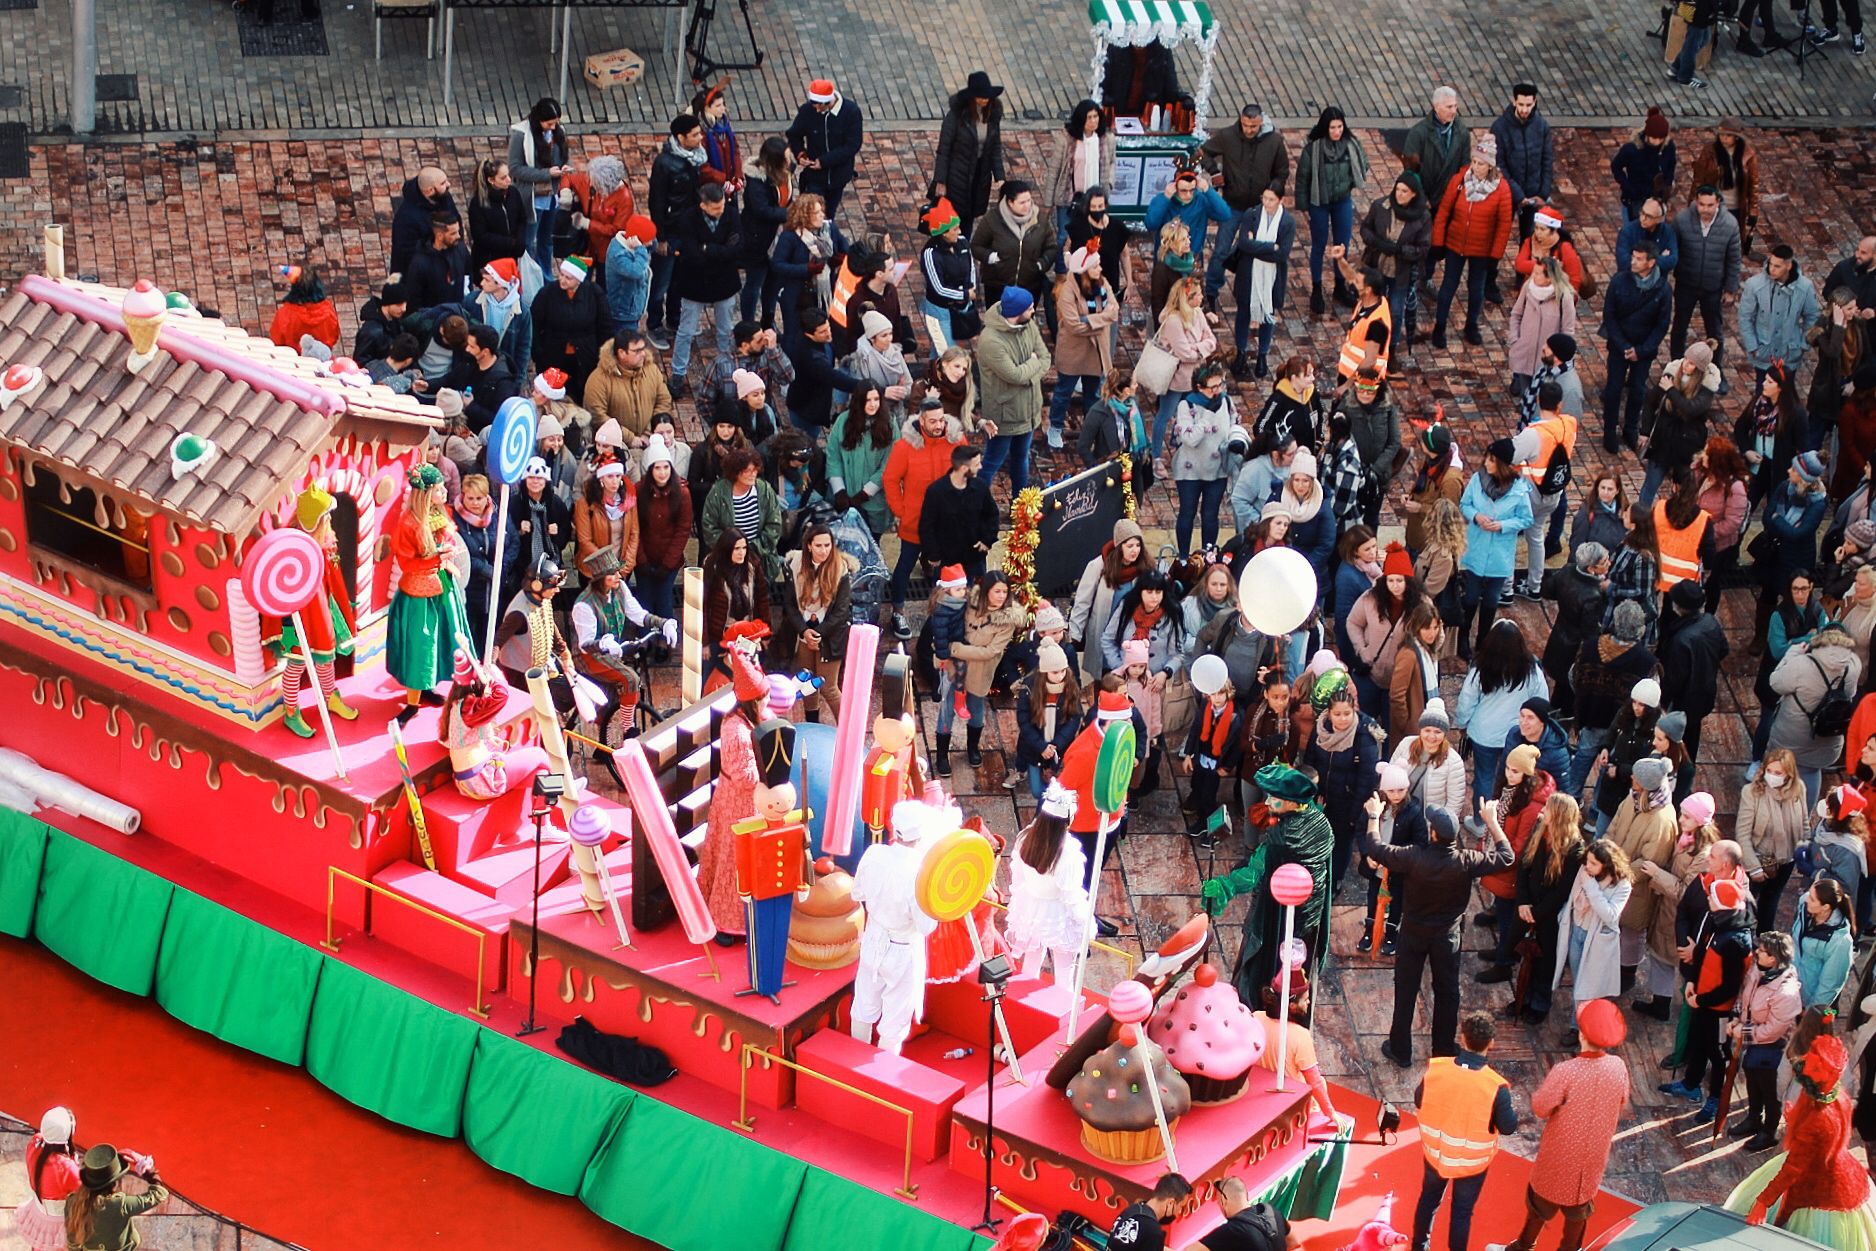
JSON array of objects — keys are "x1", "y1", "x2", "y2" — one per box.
[{"x1": 1765, "y1": 771, "x2": 1788, "y2": 788}]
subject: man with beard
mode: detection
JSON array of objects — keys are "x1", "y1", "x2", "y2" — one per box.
[
  {"x1": 392, "y1": 166, "x2": 456, "y2": 276},
  {"x1": 1824, "y1": 235, "x2": 1876, "y2": 323},
  {"x1": 917, "y1": 444, "x2": 998, "y2": 584},
  {"x1": 1599, "y1": 245, "x2": 1673, "y2": 453}
]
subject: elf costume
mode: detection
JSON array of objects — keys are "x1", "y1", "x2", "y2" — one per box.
[
  {"x1": 262, "y1": 486, "x2": 359, "y2": 738},
  {"x1": 386, "y1": 463, "x2": 471, "y2": 710}
]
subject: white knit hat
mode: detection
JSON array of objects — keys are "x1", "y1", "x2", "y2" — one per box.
[{"x1": 860, "y1": 310, "x2": 893, "y2": 340}]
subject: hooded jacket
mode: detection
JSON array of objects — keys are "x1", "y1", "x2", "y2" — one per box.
[
  {"x1": 1489, "y1": 105, "x2": 1555, "y2": 206},
  {"x1": 933, "y1": 93, "x2": 1005, "y2": 220},
  {"x1": 971, "y1": 203, "x2": 1057, "y2": 301},
  {"x1": 1459, "y1": 472, "x2": 1535, "y2": 579},
  {"x1": 1768, "y1": 630, "x2": 1862, "y2": 768},
  {"x1": 1739, "y1": 263, "x2": 1821, "y2": 371},
  {"x1": 1199, "y1": 119, "x2": 1290, "y2": 210},
  {"x1": 584, "y1": 338, "x2": 673, "y2": 438},
  {"x1": 880, "y1": 412, "x2": 965, "y2": 544},
  {"x1": 740, "y1": 158, "x2": 790, "y2": 265},
  {"x1": 977, "y1": 306, "x2": 1051, "y2": 436},
  {"x1": 392, "y1": 175, "x2": 458, "y2": 275},
  {"x1": 1610, "y1": 136, "x2": 1677, "y2": 207}
]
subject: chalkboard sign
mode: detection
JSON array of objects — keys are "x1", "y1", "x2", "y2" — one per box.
[{"x1": 1032, "y1": 462, "x2": 1131, "y2": 598}]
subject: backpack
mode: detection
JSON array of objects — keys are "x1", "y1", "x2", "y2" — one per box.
[
  {"x1": 1803, "y1": 654, "x2": 1857, "y2": 739},
  {"x1": 1537, "y1": 438, "x2": 1572, "y2": 496}
]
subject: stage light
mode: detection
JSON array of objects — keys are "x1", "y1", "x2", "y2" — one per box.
[{"x1": 1377, "y1": 1101, "x2": 1401, "y2": 1144}]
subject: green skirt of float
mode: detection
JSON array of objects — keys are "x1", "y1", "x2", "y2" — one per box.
[
  {"x1": 1726, "y1": 1154, "x2": 1876, "y2": 1251},
  {"x1": 386, "y1": 572, "x2": 471, "y2": 692}
]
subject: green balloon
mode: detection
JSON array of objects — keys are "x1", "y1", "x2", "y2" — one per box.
[{"x1": 1093, "y1": 721, "x2": 1137, "y2": 814}]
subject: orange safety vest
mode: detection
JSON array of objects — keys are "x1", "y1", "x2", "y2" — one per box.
[
  {"x1": 1517, "y1": 413, "x2": 1578, "y2": 488},
  {"x1": 828, "y1": 258, "x2": 863, "y2": 329},
  {"x1": 1418, "y1": 1058, "x2": 1506, "y2": 1178},
  {"x1": 1337, "y1": 296, "x2": 1392, "y2": 381},
  {"x1": 1652, "y1": 499, "x2": 1710, "y2": 591}
]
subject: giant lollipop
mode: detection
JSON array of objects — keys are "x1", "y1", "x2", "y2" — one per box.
[
  {"x1": 917, "y1": 828, "x2": 1026, "y2": 1084},
  {"x1": 1065, "y1": 716, "x2": 1136, "y2": 1041},
  {"x1": 1237, "y1": 545, "x2": 1318, "y2": 636},
  {"x1": 244, "y1": 527, "x2": 347, "y2": 779},
  {"x1": 1269, "y1": 863, "x2": 1316, "y2": 1092},
  {"x1": 481, "y1": 396, "x2": 538, "y2": 664}
]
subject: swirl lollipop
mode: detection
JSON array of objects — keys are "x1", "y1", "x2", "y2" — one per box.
[
  {"x1": 1067, "y1": 715, "x2": 1137, "y2": 1043},
  {"x1": 243, "y1": 527, "x2": 346, "y2": 778},
  {"x1": 479, "y1": 397, "x2": 539, "y2": 662},
  {"x1": 916, "y1": 829, "x2": 1028, "y2": 1084}
]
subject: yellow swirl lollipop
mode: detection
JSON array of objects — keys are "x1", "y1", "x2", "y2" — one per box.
[{"x1": 916, "y1": 829, "x2": 996, "y2": 922}]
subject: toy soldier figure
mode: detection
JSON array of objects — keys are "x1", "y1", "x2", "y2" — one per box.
[{"x1": 733, "y1": 714, "x2": 812, "y2": 1004}]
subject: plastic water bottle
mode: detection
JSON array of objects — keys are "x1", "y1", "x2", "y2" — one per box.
[{"x1": 942, "y1": 1047, "x2": 974, "y2": 1060}]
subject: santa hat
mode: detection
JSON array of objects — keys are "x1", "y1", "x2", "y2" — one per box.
[
  {"x1": 559, "y1": 255, "x2": 592, "y2": 284},
  {"x1": 808, "y1": 78, "x2": 837, "y2": 103},
  {"x1": 1382, "y1": 541, "x2": 1414, "y2": 580},
  {"x1": 731, "y1": 651, "x2": 769, "y2": 702},
  {"x1": 596, "y1": 460, "x2": 626, "y2": 480},
  {"x1": 1096, "y1": 689, "x2": 1132, "y2": 722},
  {"x1": 534, "y1": 367, "x2": 568, "y2": 401},
  {"x1": 1708, "y1": 877, "x2": 1745, "y2": 912},
  {"x1": 1533, "y1": 203, "x2": 1564, "y2": 230},
  {"x1": 936, "y1": 564, "x2": 969, "y2": 589},
  {"x1": 1066, "y1": 241, "x2": 1101, "y2": 276},
  {"x1": 1040, "y1": 781, "x2": 1078, "y2": 821},
  {"x1": 1575, "y1": 999, "x2": 1626, "y2": 1050},
  {"x1": 1122, "y1": 638, "x2": 1150, "y2": 669},
  {"x1": 1834, "y1": 784, "x2": 1869, "y2": 819},
  {"x1": 733, "y1": 368, "x2": 766, "y2": 399},
  {"x1": 483, "y1": 258, "x2": 519, "y2": 291}
]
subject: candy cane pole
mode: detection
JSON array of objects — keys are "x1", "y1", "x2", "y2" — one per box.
[
  {"x1": 291, "y1": 608, "x2": 347, "y2": 779},
  {"x1": 682, "y1": 566, "x2": 704, "y2": 706},
  {"x1": 481, "y1": 481, "x2": 512, "y2": 666},
  {"x1": 1122, "y1": 1024, "x2": 1178, "y2": 1172},
  {"x1": 1268, "y1": 863, "x2": 1316, "y2": 1093},
  {"x1": 1065, "y1": 807, "x2": 1113, "y2": 1043}
]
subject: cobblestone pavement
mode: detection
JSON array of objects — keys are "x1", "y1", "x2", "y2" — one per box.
[
  {"x1": 3, "y1": 120, "x2": 1872, "y2": 1216},
  {"x1": 0, "y1": 0, "x2": 1872, "y2": 138}
]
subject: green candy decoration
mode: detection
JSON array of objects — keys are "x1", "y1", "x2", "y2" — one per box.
[{"x1": 1093, "y1": 721, "x2": 1137, "y2": 815}]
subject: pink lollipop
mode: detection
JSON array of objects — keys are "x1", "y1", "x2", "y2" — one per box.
[
  {"x1": 1271, "y1": 863, "x2": 1315, "y2": 907},
  {"x1": 1108, "y1": 979, "x2": 1154, "y2": 1025},
  {"x1": 241, "y1": 528, "x2": 324, "y2": 617}
]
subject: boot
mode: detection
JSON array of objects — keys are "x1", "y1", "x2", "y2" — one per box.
[
  {"x1": 1430, "y1": 321, "x2": 1448, "y2": 350},
  {"x1": 1484, "y1": 262, "x2": 1505, "y2": 305},
  {"x1": 282, "y1": 709, "x2": 316, "y2": 739},
  {"x1": 1334, "y1": 275, "x2": 1357, "y2": 308},
  {"x1": 1310, "y1": 284, "x2": 1326, "y2": 317},
  {"x1": 966, "y1": 726, "x2": 984, "y2": 767},
  {"x1": 325, "y1": 689, "x2": 359, "y2": 721},
  {"x1": 933, "y1": 732, "x2": 953, "y2": 777},
  {"x1": 1619, "y1": 964, "x2": 1637, "y2": 994},
  {"x1": 1737, "y1": 33, "x2": 1768, "y2": 53}
]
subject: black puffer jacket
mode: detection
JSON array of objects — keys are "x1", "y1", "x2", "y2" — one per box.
[
  {"x1": 1542, "y1": 565, "x2": 1607, "y2": 677},
  {"x1": 1359, "y1": 192, "x2": 1432, "y2": 277},
  {"x1": 671, "y1": 202, "x2": 744, "y2": 304},
  {"x1": 648, "y1": 142, "x2": 703, "y2": 232},
  {"x1": 932, "y1": 93, "x2": 1005, "y2": 221},
  {"x1": 1363, "y1": 825, "x2": 1514, "y2": 931},
  {"x1": 1302, "y1": 712, "x2": 1385, "y2": 835}
]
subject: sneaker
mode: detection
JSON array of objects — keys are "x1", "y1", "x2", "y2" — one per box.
[
  {"x1": 1046, "y1": 425, "x2": 1065, "y2": 451},
  {"x1": 1745, "y1": 1131, "x2": 1779, "y2": 1151},
  {"x1": 1379, "y1": 935, "x2": 1397, "y2": 956},
  {"x1": 1813, "y1": 24, "x2": 1841, "y2": 41},
  {"x1": 1195, "y1": 831, "x2": 1219, "y2": 851},
  {"x1": 1001, "y1": 769, "x2": 1021, "y2": 790},
  {"x1": 1692, "y1": 1097, "x2": 1719, "y2": 1126},
  {"x1": 669, "y1": 375, "x2": 690, "y2": 401},
  {"x1": 1475, "y1": 964, "x2": 1514, "y2": 984},
  {"x1": 1717, "y1": 376, "x2": 1731, "y2": 396},
  {"x1": 645, "y1": 327, "x2": 672, "y2": 350},
  {"x1": 1854, "y1": 32, "x2": 1868, "y2": 52},
  {"x1": 1357, "y1": 929, "x2": 1375, "y2": 954},
  {"x1": 1683, "y1": 74, "x2": 1709, "y2": 87},
  {"x1": 1095, "y1": 916, "x2": 1120, "y2": 939},
  {"x1": 891, "y1": 612, "x2": 912, "y2": 640},
  {"x1": 1729, "y1": 1117, "x2": 1764, "y2": 1140}
]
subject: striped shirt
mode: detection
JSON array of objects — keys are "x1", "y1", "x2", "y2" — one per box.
[{"x1": 730, "y1": 487, "x2": 761, "y2": 541}]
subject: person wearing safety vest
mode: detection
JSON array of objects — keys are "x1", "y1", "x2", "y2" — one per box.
[
  {"x1": 1651, "y1": 475, "x2": 1713, "y2": 593},
  {"x1": 1413, "y1": 1011, "x2": 1518, "y2": 1251},
  {"x1": 827, "y1": 251, "x2": 865, "y2": 335},
  {"x1": 1330, "y1": 252, "x2": 1393, "y2": 389},
  {"x1": 1508, "y1": 380, "x2": 1577, "y2": 599}
]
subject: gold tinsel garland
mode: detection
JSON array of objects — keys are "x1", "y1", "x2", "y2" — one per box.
[
  {"x1": 1005, "y1": 485, "x2": 1045, "y2": 613},
  {"x1": 1116, "y1": 452, "x2": 1137, "y2": 521}
]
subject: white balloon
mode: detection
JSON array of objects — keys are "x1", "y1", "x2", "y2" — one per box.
[
  {"x1": 1190, "y1": 653, "x2": 1230, "y2": 696},
  {"x1": 1237, "y1": 546, "x2": 1318, "y2": 635}
]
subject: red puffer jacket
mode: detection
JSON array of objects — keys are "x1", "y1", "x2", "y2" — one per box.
[
  {"x1": 1433, "y1": 177, "x2": 1514, "y2": 260},
  {"x1": 1482, "y1": 769, "x2": 1557, "y2": 900},
  {"x1": 635, "y1": 476, "x2": 693, "y2": 575}
]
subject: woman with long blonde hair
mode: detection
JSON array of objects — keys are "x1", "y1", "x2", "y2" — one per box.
[
  {"x1": 1150, "y1": 274, "x2": 1219, "y2": 458},
  {"x1": 1148, "y1": 218, "x2": 1194, "y2": 334},
  {"x1": 1414, "y1": 496, "x2": 1466, "y2": 656},
  {"x1": 387, "y1": 462, "x2": 470, "y2": 718},
  {"x1": 65, "y1": 1146, "x2": 167, "y2": 1251},
  {"x1": 1515, "y1": 792, "x2": 1586, "y2": 1021}
]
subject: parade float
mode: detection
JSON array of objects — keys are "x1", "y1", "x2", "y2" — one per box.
[{"x1": 0, "y1": 248, "x2": 1346, "y2": 1251}]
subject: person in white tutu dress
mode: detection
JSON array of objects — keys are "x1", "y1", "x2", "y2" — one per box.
[
  {"x1": 1005, "y1": 782, "x2": 1092, "y2": 981},
  {"x1": 1725, "y1": 1034, "x2": 1876, "y2": 1251},
  {"x1": 10, "y1": 1106, "x2": 80, "y2": 1251}
]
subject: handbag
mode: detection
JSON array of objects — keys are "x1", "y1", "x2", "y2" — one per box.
[{"x1": 1133, "y1": 332, "x2": 1181, "y2": 396}]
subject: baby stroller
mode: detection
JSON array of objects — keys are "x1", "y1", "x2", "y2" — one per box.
[{"x1": 829, "y1": 506, "x2": 889, "y2": 631}]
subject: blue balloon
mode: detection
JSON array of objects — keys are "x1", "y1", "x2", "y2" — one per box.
[
  {"x1": 486, "y1": 397, "x2": 539, "y2": 486},
  {"x1": 793, "y1": 722, "x2": 869, "y2": 874}
]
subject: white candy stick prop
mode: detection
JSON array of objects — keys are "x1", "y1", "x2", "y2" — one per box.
[
  {"x1": 481, "y1": 481, "x2": 512, "y2": 666},
  {"x1": 964, "y1": 911, "x2": 1026, "y2": 1087},
  {"x1": 292, "y1": 608, "x2": 347, "y2": 779}
]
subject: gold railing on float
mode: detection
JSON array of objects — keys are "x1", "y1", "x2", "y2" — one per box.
[
  {"x1": 986, "y1": 899, "x2": 1140, "y2": 979},
  {"x1": 732, "y1": 1043, "x2": 918, "y2": 1201},
  {"x1": 321, "y1": 865, "x2": 492, "y2": 1019}
]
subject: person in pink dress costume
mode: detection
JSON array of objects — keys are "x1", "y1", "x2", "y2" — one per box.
[
  {"x1": 699, "y1": 649, "x2": 771, "y2": 942},
  {"x1": 13, "y1": 1107, "x2": 81, "y2": 1251},
  {"x1": 1487, "y1": 999, "x2": 1630, "y2": 1251}
]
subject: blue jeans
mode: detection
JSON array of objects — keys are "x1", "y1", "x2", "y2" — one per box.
[
  {"x1": 1205, "y1": 207, "x2": 1250, "y2": 299},
  {"x1": 1152, "y1": 390, "x2": 1183, "y2": 457},
  {"x1": 1048, "y1": 374, "x2": 1100, "y2": 432},
  {"x1": 1413, "y1": 1160, "x2": 1485, "y2": 1251},
  {"x1": 1672, "y1": 23, "x2": 1712, "y2": 80},
  {"x1": 889, "y1": 538, "x2": 923, "y2": 611},
  {"x1": 1028, "y1": 765, "x2": 1048, "y2": 802},
  {"x1": 673, "y1": 295, "x2": 737, "y2": 379},
  {"x1": 1602, "y1": 352, "x2": 1653, "y2": 446},
  {"x1": 1435, "y1": 254, "x2": 1491, "y2": 333},
  {"x1": 1470, "y1": 743, "x2": 1504, "y2": 812},
  {"x1": 980, "y1": 429, "x2": 1033, "y2": 497},
  {"x1": 646, "y1": 249, "x2": 677, "y2": 332},
  {"x1": 1307, "y1": 198, "x2": 1355, "y2": 291},
  {"x1": 528, "y1": 201, "x2": 558, "y2": 278},
  {"x1": 1639, "y1": 459, "x2": 1670, "y2": 507},
  {"x1": 740, "y1": 259, "x2": 778, "y2": 326},
  {"x1": 1174, "y1": 477, "x2": 1227, "y2": 556},
  {"x1": 1460, "y1": 569, "x2": 1507, "y2": 651},
  {"x1": 936, "y1": 678, "x2": 986, "y2": 735},
  {"x1": 1567, "y1": 726, "x2": 1612, "y2": 803},
  {"x1": 633, "y1": 566, "x2": 677, "y2": 620}
]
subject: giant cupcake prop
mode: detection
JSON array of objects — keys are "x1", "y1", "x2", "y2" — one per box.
[
  {"x1": 1066, "y1": 1029, "x2": 1191, "y2": 1163},
  {"x1": 1147, "y1": 963, "x2": 1263, "y2": 1105}
]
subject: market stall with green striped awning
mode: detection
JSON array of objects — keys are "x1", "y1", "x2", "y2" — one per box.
[{"x1": 1085, "y1": 0, "x2": 1221, "y2": 222}]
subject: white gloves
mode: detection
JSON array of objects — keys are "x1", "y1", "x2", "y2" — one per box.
[
  {"x1": 658, "y1": 617, "x2": 679, "y2": 647},
  {"x1": 598, "y1": 634, "x2": 623, "y2": 658}
]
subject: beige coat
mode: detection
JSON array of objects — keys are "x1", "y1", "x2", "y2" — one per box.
[
  {"x1": 1052, "y1": 276, "x2": 1118, "y2": 379},
  {"x1": 1607, "y1": 796, "x2": 1678, "y2": 933},
  {"x1": 582, "y1": 340, "x2": 674, "y2": 438},
  {"x1": 949, "y1": 601, "x2": 1028, "y2": 697},
  {"x1": 1644, "y1": 844, "x2": 1711, "y2": 965},
  {"x1": 1736, "y1": 780, "x2": 1809, "y2": 869}
]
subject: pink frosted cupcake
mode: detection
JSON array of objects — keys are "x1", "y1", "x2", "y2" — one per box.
[{"x1": 1147, "y1": 963, "x2": 1264, "y2": 1105}]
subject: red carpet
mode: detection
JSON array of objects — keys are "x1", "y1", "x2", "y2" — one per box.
[
  {"x1": 1, "y1": 934, "x2": 1638, "y2": 1251},
  {"x1": 0, "y1": 938, "x2": 652, "y2": 1251}
]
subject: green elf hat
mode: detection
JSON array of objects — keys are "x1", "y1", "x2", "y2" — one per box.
[
  {"x1": 559, "y1": 255, "x2": 592, "y2": 284},
  {"x1": 1254, "y1": 763, "x2": 1316, "y2": 804}
]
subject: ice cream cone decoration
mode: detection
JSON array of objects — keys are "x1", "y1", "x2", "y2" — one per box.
[
  {"x1": 327, "y1": 357, "x2": 370, "y2": 387},
  {"x1": 170, "y1": 432, "x2": 218, "y2": 482},
  {"x1": 121, "y1": 279, "x2": 168, "y2": 373},
  {"x1": 0, "y1": 363, "x2": 44, "y2": 413}
]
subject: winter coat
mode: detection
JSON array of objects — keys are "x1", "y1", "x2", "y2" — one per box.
[
  {"x1": 1555, "y1": 869, "x2": 1631, "y2": 999},
  {"x1": 823, "y1": 415, "x2": 898, "y2": 535},
  {"x1": 1254, "y1": 383, "x2": 1325, "y2": 456},
  {"x1": 1660, "y1": 607, "x2": 1729, "y2": 718},
  {"x1": 603, "y1": 235, "x2": 652, "y2": 331},
  {"x1": 562, "y1": 170, "x2": 637, "y2": 261},
  {"x1": 1696, "y1": 474, "x2": 1751, "y2": 552},
  {"x1": 647, "y1": 143, "x2": 703, "y2": 233},
  {"x1": 1279, "y1": 483, "x2": 1337, "y2": 580},
  {"x1": 454, "y1": 506, "x2": 520, "y2": 638},
  {"x1": 1071, "y1": 549, "x2": 1144, "y2": 681},
  {"x1": 1046, "y1": 128, "x2": 1117, "y2": 209},
  {"x1": 1600, "y1": 272, "x2": 1673, "y2": 362},
  {"x1": 1401, "y1": 114, "x2": 1473, "y2": 210},
  {"x1": 1364, "y1": 824, "x2": 1514, "y2": 932},
  {"x1": 786, "y1": 96, "x2": 865, "y2": 201},
  {"x1": 268, "y1": 298, "x2": 340, "y2": 352},
  {"x1": 1199, "y1": 120, "x2": 1291, "y2": 210},
  {"x1": 1358, "y1": 192, "x2": 1433, "y2": 280},
  {"x1": 1691, "y1": 143, "x2": 1762, "y2": 228},
  {"x1": 1016, "y1": 678, "x2": 1085, "y2": 770},
  {"x1": 1768, "y1": 637, "x2": 1862, "y2": 769},
  {"x1": 1645, "y1": 845, "x2": 1713, "y2": 965},
  {"x1": 571, "y1": 489, "x2": 637, "y2": 577},
  {"x1": 1169, "y1": 393, "x2": 1235, "y2": 483},
  {"x1": 1343, "y1": 395, "x2": 1400, "y2": 486},
  {"x1": 583, "y1": 340, "x2": 672, "y2": 439},
  {"x1": 1347, "y1": 593, "x2": 1413, "y2": 685},
  {"x1": 462, "y1": 358, "x2": 519, "y2": 432},
  {"x1": 353, "y1": 297, "x2": 406, "y2": 364},
  {"x1": 1432, "y1": 177, "x2": 1513, "y2": 260},
  {"x1": 1052, "y1": 277, "x2": 1119, "y2": 379},
  {"x1": 1515, "y1": 237, "x2": 1589, "y2": 294},
  {"x1": 1501, "y1": 721, "x2": 1572, "y2": 800},
  {"x1": 1483, "y1": 771, "x2": 1558, "y2": 900},
  {"x1": 1220, "y1": 205, "x2": 1297, "y2": 309},
  {"x1": 392, "y1": 176, "x2": 460, "y2": 274},
  {"x1": 921, "y1": 235, "x2": 979, "y2": 317},
  {"x1": 1575, "y1": 640, "x2": 1659, "y2": 739},
  {"x1": 1190, "y1": 607, "x2": 1272, "y2": 697},
  {"x1": 1790, "y1": 915, "x2": 1853, "y2": 1009},
  {"x1": 634, "y1": 474, "x2": 692, "y2": 575},
  {"x1": 774, "y1": 549, "x2": 857, "y2": 663},
  {"x1": 671, "y1": 202, "x2": 745, "y2": 304},
  {"x1": 1459, "y1": 473, "x2": 1535, "y2": 580},
  {"x1": 1670, "y1": 203, "x2": 1743, "y2": 296},
  {"x1": 699, "y1": 478, "x2": 783, "y2": 581},
  {"x1": 1643, "y1": 360, "x2": 1721, "y2": 473},
  {"x1": 471, "y1": 290, "x2": 532, "y2": 382},
  {"x1": 1100, "y1": 601, "x2": 1186, "y2": 677},
  {"x1": 1506, "y1": 283, "x2": 1579, "y2": 379},
  {"x1": 1739, "y1": 265, "x2": 1821, "y2": 371},
  {"x1": 952, "y1": 601, "x2": 1028, "y2": 698},
  {"x1": 1543, "y1": 565, "x2": 1606, "y2": 679},
  {"x1": 977, "y1": 306, "x2": 1051, "y2": 437},
  {"x1": 1156, "y1": 309, "x2": 1218, "y2": 396},
  {"x1": 971, "y1": 206, "x2": 1057, "y2": 301},
  {"x1": 1737, "y1": 963, "x2": 1804, "y2": 1048},
  {"x1": 505, "y1": 121, "x2": 567, "y2": 223},
  {"x1": 1143, "y1": 187, "x2": 1237, "y2": 266},
  {"x1": 406, "y1": 239, "x2": 471, "y2": 312},
  {"x1": 740, "y1": 161, "x2": 789, "y2": 266},
  {"x1": 1294, "y1": 135, "x2": 1368, "y2": 210},
  {"x1": 1610, "y1": 138, "x2": 1677, "y2": 208},
  {"x1": 1304, "y1": 713, "x2": 1386, "y2": 835},
  {"x1": 1490, "y1": 107, "x2": 1556, "y2": 206},
  {"x1": 918, "y1": 475, "x2": 999, "y2": 568},
  {"x1": 1615, "y1": 220, "x2": 1681, "y2": 276},
  {"x1": 1456, "y1": 664, "x2": 1550, "y2": 758},
  {"x1": 933, "y1": 94, "x2": 1005, "y2": 220},
  {"x1": 1736, "y1": 780, "x2": 1807, "y2": 871},
  {"x1": 1607, "y1": 795, "x2": 1678, "y2": 933},
  {"x1": 1571, "y1": 501, "x2": 1630, "y2": 560},
  {"x1": 469, "y1": 186, "x2": 528, "y2": 271},
  {"x1": 534, "y1": 282, "x2": 614, "y2": 386},
  {"x1": 880, "y1": 412, "x2": 965, "y2": 545},
  {"x1": 1758, "y1": 481, "x2": 1828, "y2": 584},
  {"x1": 1389, "y1": 736, "x2": 1470, "y2": 818}
]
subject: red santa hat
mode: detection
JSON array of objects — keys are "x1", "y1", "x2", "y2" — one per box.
[
  {"x1": 534, "y1": 367, "x2": 568, "y2": 401},
  {"x1": 483, "y1": 258, "x2": 519, "y2": 292},
  {"x1": 808, "y1": 79, "x2": 837, "y2": 103},
  {"x1": 731, "y1": 651, "x2": 770, "y2": 702},
  {"x1": 1707, "y1": 877, "x2": 1745, "y2": 912},
  {"x1": 935, "y1": 564, "x2": 969, "y2": 589},
  {"x1": 1095, "y1": 689, "x2": 1132, "y2": 722},
  {"x1": 1533, "y1": 203, "x2": 1564, "y2": 230}
]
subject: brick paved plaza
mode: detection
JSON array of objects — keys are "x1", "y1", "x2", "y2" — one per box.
[{"x1": 1, "y1": 0, "x2": 1875, "y2": 1233}]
